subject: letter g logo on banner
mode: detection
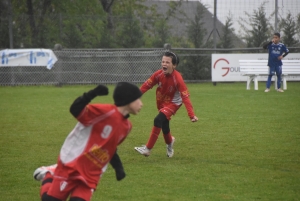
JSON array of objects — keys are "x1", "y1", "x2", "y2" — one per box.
[{"x1": 213, "y1": 58, "x2": 230, "y2": 77}]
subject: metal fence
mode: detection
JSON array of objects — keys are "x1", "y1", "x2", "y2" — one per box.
[
  {"x1": 1, "y1": 47, "x2": 299, "y2": 86},
  {"x1": 0, "y1": 48, "x2": 165, "y2": 86}
]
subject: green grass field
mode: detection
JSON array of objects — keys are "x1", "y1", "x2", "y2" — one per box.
[{"x1": 1, "y1": 82, "x2": 300, "y2": 201}]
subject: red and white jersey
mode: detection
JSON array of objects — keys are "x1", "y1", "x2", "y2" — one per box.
[
  {"x1": 140, "y1": 69, "x2": 195, "y2": 118},
  {"x1": 55, "y1": 104, "x2": 132, "y2": 189}
]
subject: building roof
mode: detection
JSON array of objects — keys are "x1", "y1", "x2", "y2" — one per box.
[{"x1": 143, "y1": 0, "x2": 246, "y2": 48}]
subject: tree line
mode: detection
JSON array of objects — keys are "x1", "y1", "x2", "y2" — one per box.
[{"x1": 1, "y1": 0, "x2": 299, "y2": 50}]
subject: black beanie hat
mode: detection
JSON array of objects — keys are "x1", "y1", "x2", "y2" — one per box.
[{"x1": 113, "y1": 82, "x2": 142, "y2": 106}]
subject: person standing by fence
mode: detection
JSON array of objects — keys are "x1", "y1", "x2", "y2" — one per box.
[
  {"x1": 263, "y1": 32, "x2": 289, "y2": 92},
  {"x1": 134, "y1": 51, "x2": 198, "y2": 158}
]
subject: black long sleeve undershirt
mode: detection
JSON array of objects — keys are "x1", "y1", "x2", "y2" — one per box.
[
  {"x1": 282, "y1": 51, "x2": 289, "y2": 58},
  {"x1": 110, "y1": 151, "x2": 124, "y2": 170},
  {"x1": 69, "y1": 90, "x2": 98, "y2": 118},
  {"x1": 262, "y1": 41, "x2": 272, "y2": 49},
  {"x1": 110, "y1": 151, "x2": 126, "y2": 181}
]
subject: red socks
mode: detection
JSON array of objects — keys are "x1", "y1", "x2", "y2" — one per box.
[
  {"x1": 146, "y1": 126, "x2": 161, "y2": 149},
  {"x1": 163, "y1": 132, "x2": 173, "y2": 145},
  {"x1": 146, "y1": 127, "x2": 173, "y2": 148}
]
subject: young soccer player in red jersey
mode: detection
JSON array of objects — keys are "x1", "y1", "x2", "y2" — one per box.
[
  {"x1": 33, "y1": 82, "x2": 143, "y2": 201},
  {"x1": 134, "y1": 51, "x2": 198, "y2": 157}
]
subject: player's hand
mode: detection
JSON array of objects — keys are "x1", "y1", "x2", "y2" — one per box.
[
  {"x1": 92, "y1": 85, "x2": 109, "y2": 96},
  {"x1": 191, "y1": 116, "x2": 198, "y2": 122},
  {"x1": 278, "y1": 55, "x2": 283, "y2": 60}
]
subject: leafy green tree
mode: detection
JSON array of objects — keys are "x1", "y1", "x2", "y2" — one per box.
[
  {"x1": 178, "y1": 4, "x2": 210, "y2": 80},
  {"x1": 148, "y1": 19, "x2": 171, "y2": 48},
  {"x1": 5, "y1": 0, "x2": 106, "y2": 48},
  {"x1": 141, "y1": 2, "x2": 173, "y2": 48},
  {"x1": 99, "y1": 0, "x2": 114, "y2": 30},
  {"x1": 217, "y1": 14, "x2": 235, "y2": 48},
  {"x1": 296, "y1": 14, "x2": 300, "y2": 44},
  {"x1": 115, "y1": 11, "x2": 145, "y2": 48},
  {"x1": 52, "y1": 0, "x2": 105, "y2": 48},
  {"x1": 113, "y1": 0, "x2": 166, "y2": 48},
  {"x1": 280, "y1": 12, "x2": 299, "y2": 47},
  {"x1": 24, "y1": 0, "x2": 54, "y2": 47},
  {"x1": 239, "y1": 2, "x2": 270, "y2": 47},
  {"x1": 61, "y1": 20, "x2": 83, "y2": 48},
  {"x1": 165, "y1": 0, "x2": 183, "y2": 21},
  {"x1": 0, "y1": 0, "x2": 10, "y2": 48},
  {"x1": 186, "y1": 4, "x2": 206, "y2": 48},
  {"x1": 98, "y1": 22, "x2": 116, "y2": 48}
]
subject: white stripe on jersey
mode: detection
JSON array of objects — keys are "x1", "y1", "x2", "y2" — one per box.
[
  {"x1": 60, "y1": 109, "x2": 116, "y2": 164},
  {"x1": 60, "y1": 122, "x2": 92, "y2": 164}
]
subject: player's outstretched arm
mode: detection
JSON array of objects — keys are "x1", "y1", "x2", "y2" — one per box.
[
  {"x1": 181, "y1": 96, "x2": 198, "y2": 122},
  {"x1": 70, "y1": 85, "x2": 108, "y2": 118}
]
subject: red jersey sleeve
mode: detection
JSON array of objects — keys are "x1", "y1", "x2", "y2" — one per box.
[
  {"x1": 76, "y1": 104, "x2": 114, "y2": 126},
  {"x1": 140, "y1": 70, "x2": 160, "y2": 93},
  {"x1": 176, "y1": 72, "x2": 195, "y2": 118},
  {"x1": 117, "y1": 120, "x2": 132, "y2": 145},
  {"x1": 182, "y1": 97, "x2": 195, "y2": 118}
]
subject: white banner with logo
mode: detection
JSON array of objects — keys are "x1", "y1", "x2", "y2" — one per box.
[
  {"x1": 211, "y1": 53, "x2": 300, "y2": 82},
  {"x1": 0, "y1": 49, "x2": 58, "y2": 70}
]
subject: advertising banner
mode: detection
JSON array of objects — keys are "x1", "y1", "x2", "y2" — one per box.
[
  {"x1": 211, "y1": 53, "x2": 300, "y2": 82},
  {"x1": 0, "y1": 49, "x2": 58, "y2": 70}
]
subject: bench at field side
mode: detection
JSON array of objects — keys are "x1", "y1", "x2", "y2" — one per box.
[{"x1": 239, "y1": 60, "x2": 300, "y2": 90}]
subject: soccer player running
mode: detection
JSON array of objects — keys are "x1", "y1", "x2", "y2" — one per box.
[
  {"x1": 263, "y1": 32, "x2": 289, "y2": 92},
  {"x1": 134, "y1": 51, "x2": 198, "y2": 157},
  {"x1": 33, "y1": 82, "x2": 143, "y2": 201}
]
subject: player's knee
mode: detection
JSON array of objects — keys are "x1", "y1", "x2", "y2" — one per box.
[
  {"x1": 154, "y1": 116, "x2": 162, "y2": 127},
  {"x1": 69, "y1": 197, "x2": 86, "y2": 201},
  {"x1": 154, "y1": 113, "x2": 167, "y2": 128},
  {"x1": 162, "y1": 127, "x2": 170, "y2": 135},
  {"x1": 162, "y1": 121, "x2": 170, "y2": 134}
]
